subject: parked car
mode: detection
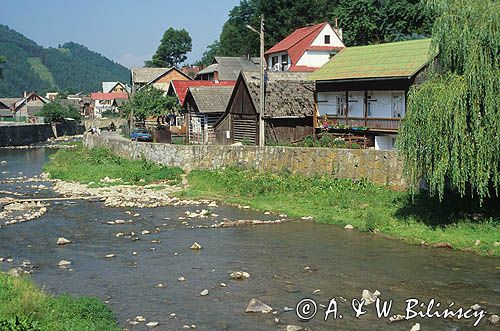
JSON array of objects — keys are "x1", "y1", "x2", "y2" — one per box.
[{"x1": 130, "y1": 128, "x2": 152, "y2": 142}]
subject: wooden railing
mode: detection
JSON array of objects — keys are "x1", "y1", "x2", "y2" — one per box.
[{"x1": 325, "y1": 116, "x2": 402, "y2": 131}]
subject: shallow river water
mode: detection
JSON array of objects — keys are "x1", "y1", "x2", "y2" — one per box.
[{"x1": 0, "y1": 147, "x2": 498, "y2": 331}]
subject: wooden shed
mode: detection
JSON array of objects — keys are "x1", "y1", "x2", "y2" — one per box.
[
  {"x1": 183, "y1": 85, "x2": 235, "y2": 144},
  {"x1": 214, "y1": 71, "x2": 315, "y2": 145}
]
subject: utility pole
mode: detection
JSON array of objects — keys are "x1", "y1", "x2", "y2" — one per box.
[
  {"x1": 258, "y1": 14, "x2": 265, "y2": 147},
  {"x1": 247, "y1": 15, "x2": 265, "y2": 147}
]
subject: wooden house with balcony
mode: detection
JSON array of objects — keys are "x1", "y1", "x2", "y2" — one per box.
[{"x1": 309, "y1": 38, "x2": 434, "y2": 150}]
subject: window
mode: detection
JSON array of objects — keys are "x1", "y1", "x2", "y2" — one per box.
[
  {"x1": 271, "y1": 56, "x2": 278, "y2": 68},
  {"x1": 391, "y1": 93, "x2": 404, "y2": 118},
  {"x1": 281, "y1": 55, "x2": 288, "y2": 70},
  {"x1": 324, "y1": 35, "x2": 331, "y2": 44}
]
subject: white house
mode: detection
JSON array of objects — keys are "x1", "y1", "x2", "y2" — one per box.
[{"x1": 265, "y1": 22, "x2": 345, "y2": 72}]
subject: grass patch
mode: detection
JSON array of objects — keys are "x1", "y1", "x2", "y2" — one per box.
[
  {"x1": 27, "y1": 57, "x2": 56, "y2": 87},
  {"x1": 44, "y1": 143, "x2": 183, "y2": 186},
  {"x1": 0, "y1": 273, "x2": 119, "y2": 331},
  {"x1": 179, "y1": 168, "x2": 500, "y2": 257}
]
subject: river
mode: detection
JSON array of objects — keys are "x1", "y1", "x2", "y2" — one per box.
[{"x1": 0, "y1": 147, "x2": 498, "y2": 331}]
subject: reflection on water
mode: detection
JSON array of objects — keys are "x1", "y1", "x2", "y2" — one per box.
[{"x1": 0, "y1": 148, "x2": 498, "y2": 331}]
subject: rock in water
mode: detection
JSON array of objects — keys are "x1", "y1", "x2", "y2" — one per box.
[
  {"x1": 488, "y1": 315, "x2": 499, "y2": 324},
  {"x1": 7, "y1": 268, "x2": 21, "y2": 277},
  {"x1": 58, "y1": 260, "x2": 71, "y2": 267},
  {"x1": 200, "y1": 289, "x2": 209, "y2": 296},
  {"x1": 285, "y1": 326, "x2": 305, "y2": 331},
  {"x1": 229, "y1": 271, "x2": 250, "y2": 280},
  {"x1": 344, "y1": 224, "x2": 354, "y2": 230},
  {"x1": 190, "y1": 242, "x2": 202, "y2": 250},
  {"x1": 146, "y1": 321, "x2": 159, "y2": 328},
  {"x1": 57, "y1": 237, "x2": 72, "y2": 245},
  {"x1": 245, "y1": 299, "x2": 273, "y2": 313},
  {"x1": 409, "y1": 323, "x2": 421, "y2": 331},
  {"x1": 361, "y1": 289, "x2": 380, "y2": 305}
]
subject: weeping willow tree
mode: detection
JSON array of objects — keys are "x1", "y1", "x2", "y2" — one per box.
[{"x1": 398, "y1": 0, "x2": 500, "y2": 202}]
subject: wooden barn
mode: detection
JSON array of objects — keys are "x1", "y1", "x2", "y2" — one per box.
[
  {"x1": 214, "y1": 71, "x2": 315, "y2": 145},
  {"x1": 183, "y1": 85, "x2": 235, "y2": 144}
]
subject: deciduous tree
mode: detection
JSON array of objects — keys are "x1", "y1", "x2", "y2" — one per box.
[
  {"x1": 398, "y1": 0, "x2": 500, "y2": 202},
  {"x1": 122, "y1": 87, "x2": 178, "y2": 122},
  {"x1": 146, "y1": 28, "x2": 192, "y2": 68}
]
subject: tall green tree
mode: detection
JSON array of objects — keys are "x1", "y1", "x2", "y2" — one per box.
[
  {"x1": 122, "y1": 87, "x2": 178, "y2": 122},
  {"x1": 39, "y1": 102, "x2": 81, "y2": 123},
  {"x1": 398, "y1": 0, "x2": 500, "y2": 202},
  {"x1": 146, "y1": 28, "x2": 192, "y2": 68}
]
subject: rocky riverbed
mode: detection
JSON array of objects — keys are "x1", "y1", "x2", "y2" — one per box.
[{"x1": 1, "y1": 147, "x2": 499, "y2": 331}]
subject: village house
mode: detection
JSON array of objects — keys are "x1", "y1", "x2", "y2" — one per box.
[
  {"x1": 214, "y1": 71, "x2": 314, "y2": 145},
  {"x1": 0, "y1": 92, "x2": 50, "y2": 122},
  {"x1": 0, "y1": 99, "x2": 14, "y2": 120},
  {"x1": 102, "y1": 81, "x2": 131, "y2": 95},
  {"x1": 90, "y1": 92, "x2": 129, "y2": 118},
  {"x1": 309, "y1": 38, "x2": 434, "y2": 150},
  {"x1": 265, "y1": 21, "x2": 345, "y2": 72},
  {"x1": 131, "y1": 67, "x2": 191, "y2": 94},
  {"x1": 183, "y1": 84, "x2": 236, "y2": 144},
  {"x1": 195, "y1": 57, "x2": 260, "y2": 82}
]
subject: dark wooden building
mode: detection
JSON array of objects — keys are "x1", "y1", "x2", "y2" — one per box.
[
  {"x1": 214, "y1": 71, "x2": 315, "y2": 145},
  {"x1": 183, "y1": 85, "x2": 235, "y2": 144}
]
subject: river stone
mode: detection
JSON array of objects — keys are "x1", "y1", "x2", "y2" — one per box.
[
  {"x1": 58, "y1": 260, "x2": 71, "y2": 267},
  {"x1": 488, "y1": 315, "x2": 499, "y2": 324},
  {"x1": 57, "y1": 237, "x2": 72, "y2": 245},
  {"x1": 245, "y1": 299, "x2": 273, "y2": 313},
  {"x1": 389, "y1": 314, "x2": 405, "y2": 322},
  {"x1": 409, "y1": 323, "x2": 420, "y2": 331},
  {"x1": 105, "y1": 254, "x2": 115, "y2": 258},
  {"x1": 230, "y1": 271, "x2": 250, "y2": 280},
  {"x1": 7, "y1": 268, "x2": 22, "y2": 277},
  {"x1": 177, "y1": 276, "x2": 186, "y2": 282},
  {"x1": 146, "y1": 321, "x2": 159, "y2": 328},
  {"x1": 200, "y1": 289, "x2": 209, "y2": 296},
  {"x1": 135, "y1": 316, "x2": 146, "y2": 322},
  {"x1": 285, "y1": 325, "x2": 305, "y2": 331},
  {"x1": 344, "y1": 224, "x2": 354, "y2": 230},
  {"x1": 190, "y1": 242, "x2": 202, "y2": 250},
  {"x1": 361, "y1": 289, "x2": 380, "y2": 305}
]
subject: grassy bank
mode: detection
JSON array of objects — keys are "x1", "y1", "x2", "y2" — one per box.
[
  {"x1": 178, "y1": 168, "x2": 500, "y2": 257},
  {"x1": 44, "y1": 143, "x2": 183, "y2": 186},
  {"x1": 0, "y1": 273, "x2": 119, "y2": 331}
]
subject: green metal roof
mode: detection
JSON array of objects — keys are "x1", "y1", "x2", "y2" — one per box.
[{"x1": 309, "y1": 38, "x2": 433, "y2": 81}]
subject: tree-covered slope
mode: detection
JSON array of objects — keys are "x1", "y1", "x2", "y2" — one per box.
[{"x1": 0, "y1": 25, "x2": 130, "y2": 97}]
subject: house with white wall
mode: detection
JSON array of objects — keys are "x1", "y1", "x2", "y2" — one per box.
[
  {"x1": 265, "y1": 22, "x2": 344, "y2": 72},
  {"x1": 309, "y1": 39, "x2": 434, "y2": 150}
]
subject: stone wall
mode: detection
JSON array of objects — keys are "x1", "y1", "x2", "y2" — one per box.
[
  {"x1": 82, "y1": 118, "x2": 127, "y2": 130},
  {"x1": 0, "y1": 123, "x2": 84, "y2": 147},
  {"x1": 84, "y1": 133, "x2": 405, "y2": 187}
]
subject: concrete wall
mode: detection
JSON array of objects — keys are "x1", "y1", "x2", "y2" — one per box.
[
  {"x1": 84, "y1": 133, "x2": 405, "y2": 187},
  {"x1": 82, "y1": 118, "x2": 127, "y2": 130},
  {"x1": 0, "y1": 123, "x2": 84, "y2": 147}
]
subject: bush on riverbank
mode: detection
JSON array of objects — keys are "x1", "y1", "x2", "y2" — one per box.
[
  {"x1": 181, "y1": 168, "x2": 500, "y2": 257},
  {"x1": 44, "y1": 144, "x2": 183, "y2": 186},
  {"x1": 0, "y1": 273, "x2": 120, "y2": 331}
]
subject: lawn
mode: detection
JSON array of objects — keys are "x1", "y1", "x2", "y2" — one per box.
[
  {"x1": 44, "y1": 143, "x2": 184, "y2": 186},
  {"x1": 0, "y1": 273, "x2": 120, "y2": 331},
  {"x1": 179, "y1": 168, "x2": 500, "y2": 257}
]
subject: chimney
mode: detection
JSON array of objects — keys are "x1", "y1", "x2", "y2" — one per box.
[
  {"x1": 23, "y1": 91, "x2": 27, "y2": 98},
  {"x1": 333, "y1": 17, "x2": 343, "y2": 41},
  {"x1": 213, "y1": 70, "x2": 219, "y2": 83}
]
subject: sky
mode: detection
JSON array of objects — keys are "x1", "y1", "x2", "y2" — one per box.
[{"x1": 0, "y1": 0, "x2": 239, "y2": 68}]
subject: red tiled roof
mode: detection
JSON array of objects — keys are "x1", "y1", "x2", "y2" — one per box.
[
  {"x1": 170, "y1": 80, "x2": 236, "y2": 105},
  {"x1": 288, "y1": 66, "x2": 318, "y2": 72},
  {"x1": 91, "y1": 92, "x2": 129, "y2": 101}
]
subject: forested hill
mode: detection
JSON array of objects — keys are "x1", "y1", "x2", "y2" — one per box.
[{"x1": 0, "y1": 25, "x2": 130, "y2": 97}]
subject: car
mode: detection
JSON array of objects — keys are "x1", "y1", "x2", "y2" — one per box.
[{"x1": 130, "y1": 128, "x2": 152, "y2": 142}]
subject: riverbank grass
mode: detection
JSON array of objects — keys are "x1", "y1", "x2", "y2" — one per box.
[
  {"x1": 44, "y1": 144, "x2": 183, "y2": 186},
  {"x1": 0, "y1": 273, "x2": 120, "y2": 330},
  {"x1": 180, "y1": 168, "x2": 500, "y2": 257}
]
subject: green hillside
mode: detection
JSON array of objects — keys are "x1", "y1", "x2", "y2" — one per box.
[{"x1": 0, "y1": 25, "x2": 130, "y2": 97}]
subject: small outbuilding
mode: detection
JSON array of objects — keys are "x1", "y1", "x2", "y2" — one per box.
[{"x1": 214, "y1": 71, "x2": 315, "y2": 145}]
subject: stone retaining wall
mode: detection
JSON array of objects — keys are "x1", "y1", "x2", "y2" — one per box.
[
  {"x1": 84, "y1": 133, "x2": 405, "y2": 187},
  {"x1": 0, "y1": 123, "x2": 84, "y2": 147}
]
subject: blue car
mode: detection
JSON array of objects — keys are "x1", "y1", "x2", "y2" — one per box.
[{"x1": 130, "y1": 128, "x2": 152, "y2": 142}]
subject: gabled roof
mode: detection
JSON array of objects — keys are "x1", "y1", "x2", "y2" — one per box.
[
  {"x1": 196, "y1": 57, "x2": 261, "y2": 81},
  {"x1": 238, "y1": 71, "x2": 314, "y2": 118},
  {"x1": 102, "y1": 81, "x2": 131, "y2": 94},
  {"x1": 91, "y1": 92, "x2": 129, "y2": 101},
  {"x1": 185, "y1": 86, "x2": 235, "y2": 113},
  {"x1": 170, "y1": 80, "x2": 236, "y2": 105},
  {"x1": 132, "y1": 67, "x2": 191, "y2": 85},
  {"x1": 309, "y1": 38, "x2": 434, "y2": 82},
  {"x1": 0, "y1": 109, "x2": 14, "y2": 117},
  {"x1": 0, "y1": 98, "x2": 21, "y2": 108},
  {"x1": 265, "y1": 22, "x2": 344, "y2": 71}
]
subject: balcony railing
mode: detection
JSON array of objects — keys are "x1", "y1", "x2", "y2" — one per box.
[{"x1": 322, "y1": 116, "x2": 402, "y2": 131}]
